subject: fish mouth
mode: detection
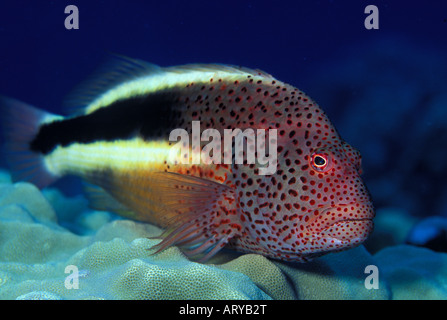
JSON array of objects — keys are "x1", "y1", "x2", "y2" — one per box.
[
  {"x1": 318, "y1": 201, "x2": 374, "y2": 223},
  {"x1": 271, "y1": 217, "x2": 374, "y2": 262},
  {"x1": 319, "y1": 218, "x2": 374, "y2": 242},
  {"x1": 263, "y1": 202, "x2": 375, "y2": 261},
  {"x1": 307, "y1": 202, "x2": 375, "y2": 243}
]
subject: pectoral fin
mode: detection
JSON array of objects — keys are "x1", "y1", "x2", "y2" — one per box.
[{"x1": 93, "y1": 170, "x2": 242, "y2": 261}]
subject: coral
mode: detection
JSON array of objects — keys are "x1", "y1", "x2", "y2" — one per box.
[
  {"x1": 0, "y1": 182, "x2": 57, "y2": 225},
  {"x1": 220, "y1": 247, "x2": 389, "y2": 300},
  {"x1": 16, "y1": 291, "x2": 63, "y2": 300},
  {"x1": 374, "y1": 245, "x2": 447, "y2": 299},
  {"x1": 0, "y1": 181, "x2": 270, "y2": 299},
  {"x1": 0, "y1": 171, "x2": 11, "y2": 184},
  {"x1": 364, "y1": 207, "x2": 418, "y2": 254}
]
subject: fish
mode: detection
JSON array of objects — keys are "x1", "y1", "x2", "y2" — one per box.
[{"x1": 0, "y1": 55, "x2": 375, "y2": 262}]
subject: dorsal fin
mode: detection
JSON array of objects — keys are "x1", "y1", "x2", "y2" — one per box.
[
  {"x1": 63, "y1": 54, "x2": 162, "y2": 115},
  {"x1": 163, "y1": 63, "x2": 276, "y2": 81}
]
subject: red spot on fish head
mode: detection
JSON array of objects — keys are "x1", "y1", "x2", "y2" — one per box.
[
  {"x1": 270, "y1": 107, "x2": 374, "y2": 259},
  {"x1": 286, "y1": 141, "x2": 374, "y2": 257}
]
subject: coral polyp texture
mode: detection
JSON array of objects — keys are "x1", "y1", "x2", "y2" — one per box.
[
  {"x1": 0, "y1": 173, "x2": 446, "y2": 300},
  {"x1": 0, "y1": 183, "x2": 268, "y2": 300}
]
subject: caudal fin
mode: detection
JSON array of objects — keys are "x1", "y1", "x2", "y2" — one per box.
[{"x1": 0, "y1": 96, "x2": 60, "y2": 188}]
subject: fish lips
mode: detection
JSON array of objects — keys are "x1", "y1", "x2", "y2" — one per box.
[
  {"x1": 317, "y1": 218, "x2": 374, "y2": 244},
  {"x1": 306, "y1": 203, "x2": 375, "y2": 247}
]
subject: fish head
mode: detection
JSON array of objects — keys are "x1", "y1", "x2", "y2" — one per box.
[
  {"x1": 294, "y1": 141, "x2": 375, "y2": 259},
  {"x1": 252, "y1": 108, "x2": 375, "y2": 262}
]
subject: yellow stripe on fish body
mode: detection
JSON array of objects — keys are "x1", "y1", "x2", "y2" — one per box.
[
  {"x1": 43, "y1": 138, "x2": 176, "y2": 175},
  {"x1": 43, "y1": 137, "x2": 217, "y2": 179}
]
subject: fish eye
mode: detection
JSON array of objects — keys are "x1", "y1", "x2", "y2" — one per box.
[
  {"x1": 314, "y1": 155, "x2": 326, "y2": 167},
  {"x1": 310, "y1": 152, "x2": 330, "y2": 172}
]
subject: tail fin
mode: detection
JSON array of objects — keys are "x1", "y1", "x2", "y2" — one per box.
[{"x1": 0, "y1": 96, "x2": 60, "y2": 188}]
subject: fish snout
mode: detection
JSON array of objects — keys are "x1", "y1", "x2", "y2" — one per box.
[
  {"x1": 316, "y1": 218, "x2": 374, "y2": 249},
  {"x1": 304, "y1": 201, "x2": 375, "y2": 247}
]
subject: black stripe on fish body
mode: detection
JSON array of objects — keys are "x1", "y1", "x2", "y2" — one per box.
[{"x1": 30, "y1": 90, "x2": 182, "y2": 154}]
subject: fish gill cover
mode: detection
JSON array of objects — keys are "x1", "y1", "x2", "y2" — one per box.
[{"x1": 0, "y1": 0, "x2": 446, "y2": 304}]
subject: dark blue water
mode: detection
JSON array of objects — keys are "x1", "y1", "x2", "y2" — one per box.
[
  {"x1": 1, "y1": 1, "x2": 445, "y2": 109},
  {"x1": 1, "y1": 1, "x2": 447, "y2": 227}
]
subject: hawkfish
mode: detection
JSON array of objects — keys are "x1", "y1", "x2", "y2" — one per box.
[{"x1": 1, "y1": 56, "x2": 374, "y2": 262}]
